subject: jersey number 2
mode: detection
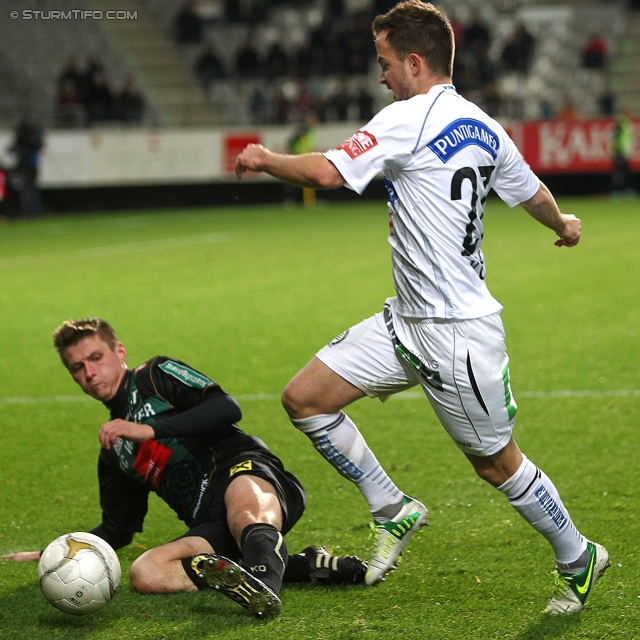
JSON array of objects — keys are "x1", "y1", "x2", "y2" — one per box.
[{"x1": 450, "y1": 166, "x2": 495, "y2": 277}]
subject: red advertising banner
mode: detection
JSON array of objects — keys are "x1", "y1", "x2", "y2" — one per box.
[
  {"x1": 224, "y1": 133, "x2": 260, "y2": 173},
  {"x1": 505, "y1": 118, "x2": 640, "y2": 174}
]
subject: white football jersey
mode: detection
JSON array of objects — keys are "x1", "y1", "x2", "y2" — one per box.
[{"x1": 323, "y1": 84, "x2": 539, "y2": 319}]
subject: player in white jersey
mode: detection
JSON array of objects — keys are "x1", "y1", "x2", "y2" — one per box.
[{"x1": 235, "y1": 0, "x2": 609, "y2": 614}]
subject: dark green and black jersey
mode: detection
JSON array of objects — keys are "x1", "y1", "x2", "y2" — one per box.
[{"x1": 94, "y1": 356, "x2": 273, "y2": 547}]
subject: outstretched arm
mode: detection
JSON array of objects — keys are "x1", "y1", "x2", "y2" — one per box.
[
  {"x1": 1, "y1": 551, "x2": 41, "y2": 562},
  {"x1": 235, "y1": 144, "x2": 345, "y2": 189},
  {"x1": 520, "y1": 182, "x2": 581, "y2": 247}
]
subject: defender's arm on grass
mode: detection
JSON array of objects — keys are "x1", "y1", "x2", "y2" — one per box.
[
  {"x1": 235, "y1": 144, "x2": 345, "y2": 189},
  {"x1": 1, "y1": 551, "x2": 41, "y2": 562},
  {"x1": 520, "y1": 182, "x2": 581, "y2": 247}
]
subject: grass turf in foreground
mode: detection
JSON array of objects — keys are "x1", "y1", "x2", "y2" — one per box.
[{"x1": 0, "y1": 196, "x2": 638, "y2": 639}]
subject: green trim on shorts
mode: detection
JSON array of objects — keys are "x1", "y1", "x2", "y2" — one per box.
[{"x1": 502, "y1": 362, "x2": 517, "y2": 421}]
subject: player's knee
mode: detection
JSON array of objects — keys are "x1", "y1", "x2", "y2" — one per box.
[
  {"x1": 129, "y1": 556, "x2": 155, "y2": 593},
  {"x1": 471, "y1": 463, "x2": 508, "y2": 487},
  {"x1": 281, "y1": 383, "x2": 307, "y2": 419}
]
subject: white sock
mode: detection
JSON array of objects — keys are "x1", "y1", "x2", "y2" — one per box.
[
  {"x1": 498, "y1": 455, "x2": 587, "y2": 566},
  {"x1": 291, "y1": 412, "x2": 404, "y2": 521}
]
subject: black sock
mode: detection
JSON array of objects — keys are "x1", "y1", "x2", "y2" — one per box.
[{"x1": 240, "y1": 523, "x2": 287, "y2": 595}]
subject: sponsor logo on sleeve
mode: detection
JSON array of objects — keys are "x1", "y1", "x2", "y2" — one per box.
[
  {"x1": 159, "y1": 360, "x2": 213, "y2": 389},
  {"x1": 427, "y1": 118, "x2": 500, "y2": 163},
  {"x1": 229, "y1": 460, "x2": 253, "y2": 476},
  {"x1": 329, "y1": 330, "x2": 349, "y2": 346},
  {"x1": 337, "y1": 130, "x2": 378, "y2": 159}
]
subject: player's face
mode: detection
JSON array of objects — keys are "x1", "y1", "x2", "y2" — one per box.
[
  {"x1": 376, "y1": 31, "x2": 413, "y2": 101},
  {"x1": 64, "y1": 335, "x2": 127, "y2": 402}
]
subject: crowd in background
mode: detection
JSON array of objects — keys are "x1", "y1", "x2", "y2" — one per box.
[
  {"x1": 54, "y1": 57, "x2": 145, "y2": 127},
  {"x1": 174, "y1": 0, "x2": 616, "y2": 125},
  {"x1": 47, "y1": 0, "x2": 621, "y2": 128}
]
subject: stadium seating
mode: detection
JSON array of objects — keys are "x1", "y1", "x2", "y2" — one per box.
[{"x1": 0, "y1": 0, "x2": 636, "y2": 128}]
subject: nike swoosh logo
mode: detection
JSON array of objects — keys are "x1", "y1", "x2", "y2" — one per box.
[{"x1": 575, "y1": 554, "x2": 595, "y2": 595}]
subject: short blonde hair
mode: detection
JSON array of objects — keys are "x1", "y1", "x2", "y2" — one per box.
[{"x1": 53, "y1": 318, "x2": 119, "y2": 367}]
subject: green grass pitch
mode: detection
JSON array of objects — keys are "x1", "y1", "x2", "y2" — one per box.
[{"x1": 0, "y1": 195, "x2": 638, "y2": 639}]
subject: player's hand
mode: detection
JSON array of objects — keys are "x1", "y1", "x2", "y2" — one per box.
[
  {"x1": 235, "y1": 144, "x2": 268, "y2": 179},
  {"x1": 554, "y1": 214, "x2": 581, "y2": 247},
  {"x1": 1, "y1": 551, "x2": 41, "y2": 562},
  {"x1": 99, "y1": 419, "x2": 154, "y2": 450}
]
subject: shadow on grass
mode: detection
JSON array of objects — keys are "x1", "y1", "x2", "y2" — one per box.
[
  {"x1": 0, "y1": 583, "x2": 273, "y2": 640},
  {"x1": 517, "y1": 612, "x2": 582, "y2": 639}
]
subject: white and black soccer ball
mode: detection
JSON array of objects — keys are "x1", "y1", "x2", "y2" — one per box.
[{"x1": 38, "y1": 532, "x2": 121, "y2": 615}]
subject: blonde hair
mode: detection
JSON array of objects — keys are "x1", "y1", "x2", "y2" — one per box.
[{"x1": 53, "y1": 318, "x2": 118, "y2": 367}]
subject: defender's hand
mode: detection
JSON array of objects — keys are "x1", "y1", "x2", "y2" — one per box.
[{"x1": 99, "y1": 419, "x2": 154, "y2": 450}]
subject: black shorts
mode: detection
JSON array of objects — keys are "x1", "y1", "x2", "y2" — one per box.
[{"x1": 180, "y1": 447, "x2": 306, "y2": 560}]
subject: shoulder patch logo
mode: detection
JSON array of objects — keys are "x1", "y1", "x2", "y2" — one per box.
[
  {"x1": 337, "y1": 130, "x2": 378, "y2": 159},
  {"x1": 329, "y1": 330, "x2": 349, "y2": 346},
  {"x1": 427, "y1": 118, "x2": 499, "y2": 163},
  {"x1": 159, "y1": 360, "x2": 213, "y2": 389},
  {"x1": 229, "y1": 460, "x2": 253, "y2": 476}
]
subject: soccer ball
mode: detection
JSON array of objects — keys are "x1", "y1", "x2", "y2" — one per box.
[{"x1": 38, "y1": 532, "x2": 121, "y2": 615}]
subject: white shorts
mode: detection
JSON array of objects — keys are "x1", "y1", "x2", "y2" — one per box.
[{"x1": 316, "y1": 299, "x2": 517, "y2": 457}]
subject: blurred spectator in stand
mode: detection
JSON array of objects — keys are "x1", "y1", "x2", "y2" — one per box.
[
  {"x1": 58, "y1": 57, "x2": 85, "y2": 101},
  {"x1": 274, "y1": 87, "x2": 291, "y2": 124},
  {"x1": 469, "y1": 40, "x2": 496, "y2": 93},
  {"x1": 293, "y1": 82, "x2": 312, "y2": 122},
  {"x1": 310, "y1": 92, "x2": 328, "y2": 123},
  {"x1": 452, "y1": 50, "x2": 471, "y2": 96},
  {"x1": 265, "y1": 43, "x2": 289, "y2": 80},
  {"x1": 83, "y1": 58, "x2": 105, "y2": 95},
  {"x1": 356, "y1": 87, "x2": 374, "y2": 122},
  {"x1": 116, "y1": 77, "x2": 145, "y2": 124},
  {"x1": 344, "y1": 14, "x2": 374, "y2": 75},
  {"x1": 236, "y1": 39, "x2": 262, "y2": 78},
  {"x1": 330, "y1": 83, "x2": 350, "y2": 122},
  {"x1": 327, "y1": 0, "x2": 344, "y2": 21},
  {"x1": 582, "y1": 33, "x2": 608, "y2": 69},
  {"x1": 556, "y1": 94, "x2": 579, "y2": 121},
  {"x1": 8, "y1": 121, "x2": 44, "y2": 217},
  {"x1": 540, "y1": 99, "x2": 555, "y2": 120},
  {"x1": 294, "y1": 42, "x2": 313, "y2": 79},
  {"x1": 598, "y1": 91, "x2": 615, "y2": 117},
  {"x1": 309, "y1": 18, "x2": 331, "y2": 75},
  {"x1": 286, "y1": 112, "x2": 318, "y2": 206},
  {"x1": 249, "y1": 87, "x2": 268, "y2": 124},
  {"x1": 501, "y1": 23, "x2": 535, "y2": 73},
  {"x1": 195, "y1": 44, "x2": 227, "y2": 87},
  {"x1": 225, "y1": 0, "x2": 241, "y2": 21},
  {"x1": 464, "y1": 12, "x2": 491, "y2": 53},
  {"x1": 175, "y1": 1, "x2": 203, "y2": 44},
  {"x1": 55, "y1": 79, "x2": 85, "y2": 127},
  {"x1": 611, "y1": 110, "x2": 637, "y2": 197},
  {"x1": 481, "y1": 82, "x2": 502, "y2": 118},
  {"x1": 324, "y1": 29, "x2": 344, "y2": 75},
  {"x1": 85, "y1": 70, "x2": 115, "y2": 124},
  {"x1": 245, "y1": 0, "x2": 268, "y2": 24}
]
